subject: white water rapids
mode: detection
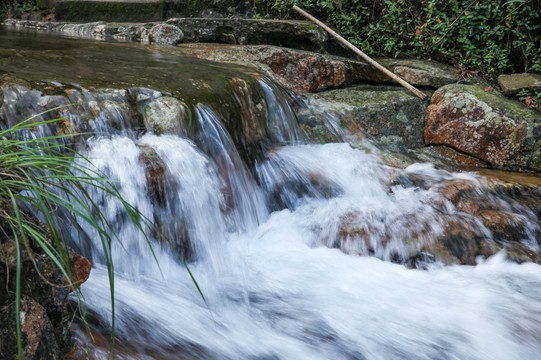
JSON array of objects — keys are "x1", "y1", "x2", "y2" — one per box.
[
  {"x1": 2, "y1": 29, "x2": 539, "y2": 359},
  {"x1": 72, "y1": 106, "x2": 541, "y2": 360}
]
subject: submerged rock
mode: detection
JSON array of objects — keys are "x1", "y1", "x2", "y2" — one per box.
[
  {"x1": 425, "y1": 84, "x2": 541, "y2": 171},
  {"x1": 332, "y1": 174, "x2": 541, "y2": 267}
]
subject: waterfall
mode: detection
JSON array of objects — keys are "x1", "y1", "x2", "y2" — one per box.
[
  {"x1": 67, "y1": 85, "x2": 541, "y2": 360},
  {"x1": 1, "y1": 30, "x2": 541, "y2": 360}
]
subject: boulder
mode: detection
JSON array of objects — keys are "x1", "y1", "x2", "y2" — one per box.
[
  {"x1": 175, "y1": 43, "x2": 379, "y2": 93},
  {"x1": 149, "y1": 24, "x2": 184, "y2": 45},
  {"x1": 378, "y1": 58, "x2": 459, "y2": 88},
  {"x1": 303, "y1": 84, "x2": 430, "y2": 148},
  {"x1": 425, "y1": 84, "x2": 541, "y2": 171},
  {"x1": 0, "y1": 296, "x2": 60, "y2": 360},
  {"x1": 143, "y1": 96, "x2": 190, "y2": 136},
  {"x1": 497, "y1": 73, "x2": 541, "y2": 96}
]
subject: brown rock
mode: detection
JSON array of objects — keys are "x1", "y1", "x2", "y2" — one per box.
[
  {"x1": 425, "y1": 84, "x2": 541, "y2": 170},
  {"x1": 0, "y1": 296, "x2": 60, "y2": 360},
  {"x1": 71, "y1": 252, "x2": 92, "y2": 287},
  {"x1": 476, "y1": 210, "x2": 528, "y2": 241}
]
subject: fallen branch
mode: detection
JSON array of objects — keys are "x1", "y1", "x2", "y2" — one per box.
[{"x1": 293, "y1": 5, "x2": 428, "y2": 100}]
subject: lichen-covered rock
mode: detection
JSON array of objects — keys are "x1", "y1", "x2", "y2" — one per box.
[
  {"x1": 378, "y1": 58, "x2": 459, "y2": 88},
  {"x1": 174, "y1": 43, "x2": 377, "y2": 93},
  {"x1": 497, "y1": 73, "x2": 541, "y2": 96},
  {"x1": 143, "y1": 96, "x2": 190, "y2": 136},
  {"x1": 304, "y1": 84, "x2": 430, "y2": 148},
  {"x1": 0, "y1": 296, "x2": 60, "y2": 360},
  {"x1": 149, "y1": 24, "x2": 184, "y2": 45},
  {"x1": 425, "y1": 84, "x2": 541, "y2": 170}
]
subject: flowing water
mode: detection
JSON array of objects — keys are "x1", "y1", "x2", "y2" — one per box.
[{"x1": 2, "y1": 29, "x2": 541, "y2": 360}]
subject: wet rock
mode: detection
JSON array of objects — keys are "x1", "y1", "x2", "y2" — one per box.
[
  {"x1": 143, "y1": 96, "x2": 190, "y2": 136},
  {"x1": 230, "y1": 77, "x2": 267, "y2": 143},
  {"x1": 0, "y1": 296, "x2": 60, "y2": 360},
  {"x1": 425, "y1": 84, "x2": 541, "y2": 171},
  {"x1": 138, "y1": 145, "x2": 171, "y2": 206},
  {"x1": 149, "y1": 24, "x2": 184, "y2": 45},
  {"x1": 378, "y1": 58, "x2": 459, "y2": 88},
  {"x1": 497, "y1": 73, "x2": 541, "y2": 96},
  {"x1": 304, "y1": 84, "x2": 430, "y2": 148},
  {"x1": 175, "y1": 44, "x2": 377, "y2": 93}
]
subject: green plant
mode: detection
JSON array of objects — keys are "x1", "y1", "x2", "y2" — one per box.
[
  {"x1": 0, "y1": 116, "x2": 203, "y2": 358},
  {"x1": 260, "y1": 0, "x2": 541, "y2": 80},
  {"x1": 1, "y1": 0, "x2": 38, "y2": 16}
]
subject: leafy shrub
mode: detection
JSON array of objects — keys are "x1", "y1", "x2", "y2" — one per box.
[{"x1": 262, "y1": 0, "x2": 541, "y2": 79}]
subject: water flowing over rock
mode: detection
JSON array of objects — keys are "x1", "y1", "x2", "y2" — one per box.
[
  {"x1": 2, "y1": 28, "x2": 541, "y2": 360},
  {"x1": 425, "y1": 84, "x2": 541, "y2": 171}
]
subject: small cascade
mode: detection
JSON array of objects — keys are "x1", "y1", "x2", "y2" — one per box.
[
  {"x1": 194, "y1": 105, "x2": 267, "y2": 232},
  {"x1": 2, "y1": 29, "x2": 541, "y2": 360}
]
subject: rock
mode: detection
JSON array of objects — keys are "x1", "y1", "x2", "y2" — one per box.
[
  {"x1": 378, "y1": 58, "x2": 459, "y2": 88},
  {"x1": 149, "y1": 24, "x2": 184, "y2": 45},
  {"x1": 497, "y1": 73, "x2": 541, "y2": 96},
  {"x1": 174, "y1": 43, "x2": 377, "y2": 93},
  {"x1": 71, "y1": 252, "x2": 92, "y2": 287},
  {"x1": 476, "y1": 210, "x2": 528, "y2": 241},
  {"x1": 143, "y1": 96, "x2": 190, "y2": 136},
  {"x1": 425, "y1": 84, "x2": 541, "y2": 171},
  {"x1": 230, "y1": 77, "x2": 267, "y2": 143},
  {"x1": 0, "y1": 296, "x2": 60, "y2": 360},
  {"x1": 166, "y1": 18, "x2": 342, "y2": 54},
  {"x1": 138, "y1": 145, "x2": 171, "y2": 206},
  {"x1": 304, "y1": 84, "x2": 430, "y2": 148}
]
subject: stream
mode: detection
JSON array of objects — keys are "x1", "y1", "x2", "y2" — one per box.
[{"x1": 1, "y1": 28, "x2": 541, "y2": 360}]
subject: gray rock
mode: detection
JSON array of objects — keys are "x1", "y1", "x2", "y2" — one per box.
[
  {"x1": 497, "y1": 73, "x2": 541, "y2": 96},
  {"x1": 304, "y1": 84, "x2": 431, "y2": 149},
  {"x1": 425, "y1": 84, "x2": 541, "y2": 171},
  {"x1": 149, "y1": 24, "x2": 184, "y2": 45},
  {"x1": 378, "y1": 58, "x2": 459, "y2": 88},
  {"x1": 143, "y1": 96, "x2": 190, "y2": 135}
]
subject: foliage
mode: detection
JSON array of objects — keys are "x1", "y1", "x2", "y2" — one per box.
[
  {"x1": 1, "y1": 0, "x2": 39, "y2": 17},
  {"x1": 260, "y1": 0, "x2": 541, "y2": 79},
  {"x1": 0, "y1": 117, "x2": 154, "y2": 358}
]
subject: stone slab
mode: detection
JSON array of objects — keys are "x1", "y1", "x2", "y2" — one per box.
[{"x1": 497, "y1": 73, "x2": 541, "y2": 96}]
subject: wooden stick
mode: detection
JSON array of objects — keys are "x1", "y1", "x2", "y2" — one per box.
[{"x1": 293, "y1": 5, "x2": 428, "y2": 100}]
